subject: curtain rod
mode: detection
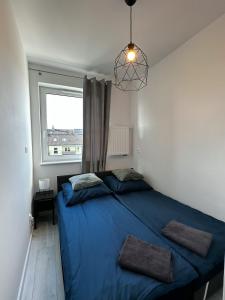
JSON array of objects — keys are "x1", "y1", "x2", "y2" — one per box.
[
  {"x1": 29, "y1": 68, "x2": 114, "y2": 85},
  {"x1": 29, "y1": 67, "x2": 84, "y2": 79}
]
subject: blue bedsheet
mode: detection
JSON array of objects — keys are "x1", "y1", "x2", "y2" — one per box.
[
  {"x1": 56, "y1": 191, "x2": 198, "y2": 300},
  {"x1": 116, "y1": 189, "x2": 225, "y2": 284}
]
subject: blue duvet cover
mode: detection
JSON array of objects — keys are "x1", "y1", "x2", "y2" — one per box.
[
  {"x1": 56, "y1": 192, "x2": 198, "y2": 300},
  {"x1": 116, "y1": 189, "x2": 225, "y2": 285}
]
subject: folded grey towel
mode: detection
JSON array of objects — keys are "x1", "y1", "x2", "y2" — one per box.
[
  {"x1": 118, "y1": 235, "x2": 173, "y2": 283},
  {"x1": 161, "y1": 220, "x2": 213, "y2": 257}
]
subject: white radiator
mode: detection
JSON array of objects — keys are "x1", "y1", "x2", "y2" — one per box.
[{"x1": 108, "y1": 126, "x2": 130, "y2": 156}]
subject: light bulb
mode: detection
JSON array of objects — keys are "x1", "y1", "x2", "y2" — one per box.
[{"x1": 127, "y1": 49, "x2": 136, "y2": 62}]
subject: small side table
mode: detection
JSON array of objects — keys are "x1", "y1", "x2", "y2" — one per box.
[{"x1": 33, "y1": 190, "x2": 55, "y2": 229}]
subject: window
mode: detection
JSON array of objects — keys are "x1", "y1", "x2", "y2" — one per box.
[{"x1": 40, "y1": 86, "x2": 83, "y2": 164}]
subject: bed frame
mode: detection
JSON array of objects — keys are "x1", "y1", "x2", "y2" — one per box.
[
  {"x1": 56, "y1": 170, "x2": 196, "y2": 300},
  {"x1": 57, "y1": 170, "x2": 113, "y2": 192},
  {"x1": 56, "y1": 170, "x2": 223, "y2": 300}
]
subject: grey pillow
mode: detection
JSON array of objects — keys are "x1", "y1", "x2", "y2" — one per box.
[
  {"x1": 69, "y1": 173, "x2": 103, "y2": 191},
  {"x1": 112, "y1": 169, "x2": 144, "y2": 182}
]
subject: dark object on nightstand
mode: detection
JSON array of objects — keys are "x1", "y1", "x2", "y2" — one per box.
[{"x1": 33, "y1": 190, "x2": 55, "y2": 229}]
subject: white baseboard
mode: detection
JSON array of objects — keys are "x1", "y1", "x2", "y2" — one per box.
[{"x1": 17, "y1": 231, "x2": 33, "y2": 300}]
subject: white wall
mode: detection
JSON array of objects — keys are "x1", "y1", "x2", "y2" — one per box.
[
  {"x1": 0, "y1": 1, "x2": 33, "y2": 299},
  {"x1": 133, "y1": 14, "x2": 225, "y2": 221},
  {"x1": 29, "y1": 65, "x2": 133, "y2": 192}
]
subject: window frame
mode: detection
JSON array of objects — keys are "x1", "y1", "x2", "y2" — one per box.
[{"x1": 39, "y1": 86, "x2": 83, "y2": 164}]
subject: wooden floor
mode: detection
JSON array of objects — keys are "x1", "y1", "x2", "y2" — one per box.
[
  {"x1": 21, "y1": 214, "x2": 223, "y2": 300},
  {"x1": 21, "y1": 214, "x2": 64, "y2": 300}
]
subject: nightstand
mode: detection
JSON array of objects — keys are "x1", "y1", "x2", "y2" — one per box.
[{"x1": 33, "y1": 190, "x2": 55, "y2": 229}]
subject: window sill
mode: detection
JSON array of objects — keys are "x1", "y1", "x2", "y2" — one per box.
[{"x1": 40, "y1": 160, "x2": 82, "y2": 166}]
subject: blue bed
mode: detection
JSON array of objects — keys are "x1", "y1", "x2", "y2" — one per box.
[
  {"x1": 113, "y1": 188, "x2": 225, "y2": 286},
  {"x1": 56, "y1": 191, "x2": 198, "y2": 300}
]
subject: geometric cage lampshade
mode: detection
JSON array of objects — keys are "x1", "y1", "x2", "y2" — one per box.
[
  {"x1": 114, "y1": 42, "x2": 149, "y2": 91},
  {"x1": 114, "y1": 0, "x2": 149, "y2": 92}
]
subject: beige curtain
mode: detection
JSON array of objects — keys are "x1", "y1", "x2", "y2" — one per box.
[{"x1": 82, "y1": 76, "x2": 112, "y2": 173}]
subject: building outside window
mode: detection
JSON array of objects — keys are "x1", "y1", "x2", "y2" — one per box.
[{"x1": 40, "y1": 86, "x2": 83, "y2": 163}]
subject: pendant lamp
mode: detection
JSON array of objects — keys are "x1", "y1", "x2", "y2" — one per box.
[{"x1": 114, "y1": 0, "x2": 149, "y2": 91}]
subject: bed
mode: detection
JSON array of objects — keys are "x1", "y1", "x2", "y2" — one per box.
[
  {"x1": 56, "y1": 172, "x2": 198, "y2": 300},
  {"x1": 104, "y1": 175, "x2": 225, "y2": 289}
]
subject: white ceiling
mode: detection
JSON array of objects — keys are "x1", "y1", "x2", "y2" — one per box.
[{"x1": 11, "y1": 0, "x2": 225, "y2": 75}]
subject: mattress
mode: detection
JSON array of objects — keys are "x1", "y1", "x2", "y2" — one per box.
[
  {"x1": 56, "y1": 191, "x2": 198, "y2": 300},
  {"x1": 115, "y1": 189, "x2": 225, "y2": 286}
]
